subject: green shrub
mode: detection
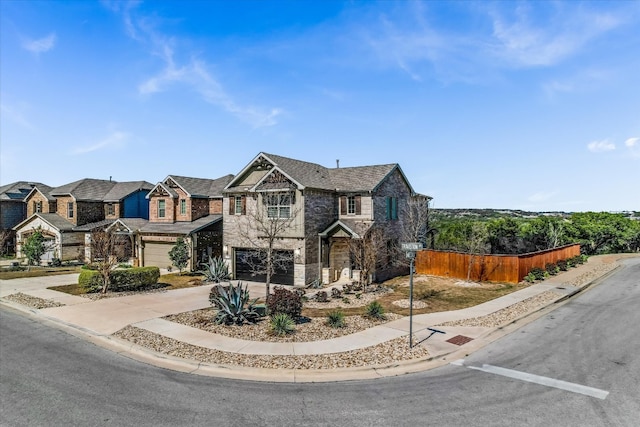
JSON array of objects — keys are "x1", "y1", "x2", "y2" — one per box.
[
  {"x1": 365, "y1": 301, "x2": 386, "y2": 320},
  {"x1": 107, "y1": 266, "x2": 160, "y2": 291},
  {"x1": 556, "y1": 259, "x2": 568, "y2": 271},
  {"x1": 267, "y1": 286, "x2": 303, "y2": 319},
  {"x1": 315, "y1": 290, "x2": 328, "y2": 302},
  {"x1": 81, "y1": 263, "x2": 100, "y2": 270},
  {"x1": 331, "y1": 287, "x2": 342, "y2": 299},
  {"x1": 200, "y1": 256, "x2": 229, "y2": 283},
  {"x1": 342, "y1": 296, "x2": 351, "y2": 304},
  {"x1": 545, "y1": 263, "x2": 559, "y2": 275},
  {"x1": 117, "y1": 263, "x2": 132, "y2": 269},
  {"x1": 326, "y1": 309, "x2": 345, "y2": 328},
  {"x1": 524, "y1": 273, "x2": 536, "y2": 283},
  {"x1": 78, "y1": 270, "x2": 102, "y2": 293},
  {"x1": 269, "y1": 313, "x2": 295, "y2": 336},
  {"x1": 529, "y1": 267, "x2": 546, "y2": 281}
]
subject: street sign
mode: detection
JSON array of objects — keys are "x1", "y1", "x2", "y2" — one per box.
[{"x1": 401, "y1": 242, "x2": 423, "y2": 251}]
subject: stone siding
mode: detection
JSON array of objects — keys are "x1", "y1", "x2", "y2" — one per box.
[
  {"x1": 209, "y1": 198, "x2": 223, "y2": 215},
  {"x1": 76, "y1": 201, "x2": 105, "y2": 226},
  {"x1": 191, "y1": 198, "x2": 210, "y2": 221},
  {"x1": 26, "y1": 191, "x2": 55, "y2": 217}
]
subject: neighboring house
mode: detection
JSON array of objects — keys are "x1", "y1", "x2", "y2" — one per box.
[
  {"x1": 0, "y1": 181, "x2": 51, "y2": 254},
  {"x1": 222, "y1": 152, "x2": 422, "y2": 287},
  {"x1": 14, "y1": 179, "x2": 152, "y2": 263},
  {"x1": 138, "y1": 174, "x2": 234, "y2": 271}
]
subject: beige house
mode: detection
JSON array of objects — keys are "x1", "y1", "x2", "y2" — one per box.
[{"x1": 223, "y1": 152, "x2": 423, "y2": 287}]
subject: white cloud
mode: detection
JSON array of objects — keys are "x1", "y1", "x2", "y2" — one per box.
[
  {"x1": 587, "y1": 139, "x2": 616, "y2": 153},
  {"x1": 625, "y1": 137, "x2": 640, "y2": 158},
  {"x1": 22, "y1": 33, "x2": 57, "y2": 53},
  {"x1": 72, "y1": 130, "x2": 129, "y2": 154},
  {"x1": 107, "y1": 3, "x2": 281, "y2": 128}
]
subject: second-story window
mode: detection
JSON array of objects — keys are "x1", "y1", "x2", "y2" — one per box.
[
  {"x1": 34, "y1": 201, "x2": 42, "y2": 213},
  {"x1": 67, "y1": 202, "x2": 74, "y2": 218},
  {"x1": 158, "y1": 200, "x2": 166, "y2": 218},
  {"x1": 107, "y1": 203, "x2": 114, "y2": 216},
  {"x1": 386, "y1": 196, "x2": 398, "y2": 220},
  {"x1": 235, "y1": 197, "x2": 243, "y2": 215},
  {"x1": 347, "y1": 196, "x2": 356, "y2": 215},
  {"x1": 180, "y1": 199, "x2": 186, "y2": 215},
  {"x1": 266, "y1": 192, "x2": 292, "y2": 219}
]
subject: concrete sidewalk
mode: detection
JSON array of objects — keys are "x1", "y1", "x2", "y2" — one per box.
[{"x1": 0, "y1": 255, "x2": 628, "y2": 382}]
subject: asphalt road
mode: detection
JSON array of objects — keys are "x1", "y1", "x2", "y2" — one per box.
[{"x1": 1, "y1": 258, "x2": 638, "y2": 427}]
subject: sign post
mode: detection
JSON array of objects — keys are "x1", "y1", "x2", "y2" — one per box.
[{"x1": 401, "y1": 242, "x2": 423, "y2": 348}]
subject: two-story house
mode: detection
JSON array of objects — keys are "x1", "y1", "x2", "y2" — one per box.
[
  {"x1": 222, "y1": 152, "x2": 421, "y2": 287},
  {"x1": 138, "y1": 174, "x2": 234, "y2": 270},
  {"x1": 14, "y1": 179, "x2": 152, "y2": 264},
  {"x1": 0, "y1": 181, "x2": 51, "y2": 255}
]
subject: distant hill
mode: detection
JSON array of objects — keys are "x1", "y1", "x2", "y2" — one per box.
[{"x1": 431, "y1": 208, "x2": 640, "y2": 221}]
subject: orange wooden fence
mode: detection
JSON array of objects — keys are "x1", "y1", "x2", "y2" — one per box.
[{"x1": 415, "y1": 244, "x2": 581, "y2": 283}]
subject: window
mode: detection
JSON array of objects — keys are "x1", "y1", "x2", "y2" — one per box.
[
  {"x1": 34, "y1": 201, "x2": 42, "y2": 213},
  {"x1": 386, "y1": 197, "x2": 398, "y2": 220},
  {"x1": 229, "y1": 196, "x2": 246, "y2": 215},
  {"x1": 158, "y1": 200, "x2": 166, "y2": 218},
  {"x1": 235, "y1": 197, "x2": 243, "y2": 215},
  {"x1": 266, "y1": 192, "x2": 292, "y2": 219},
  {"x1": 347, "y1": 196, "x2": 356, "y2": 215},
  {"x1": 180, "y1": 199, "x2": 186, "y2": 215},
  {"x1": 107, "y1": 203, "x2": 114, "y2": 216},
  {"x1": 67, "y1": 202, "x2": 74, "y2": 218}
]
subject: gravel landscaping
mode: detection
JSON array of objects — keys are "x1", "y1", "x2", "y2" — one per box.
[
  {"x1": 3, "y1": 293, "x2": 64, "y2": 309},
  {"x1": 113, "y1": 326, "x2": 430, "y2": 370}
]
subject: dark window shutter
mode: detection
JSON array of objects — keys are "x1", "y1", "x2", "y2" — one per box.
[
  {"x1": 392, "y1": 197, "x2": 398, "y2": 220},
  {"x1": 229, "y1": 196, "x2": 235, "y2": 215},
  {"x1": 340, "y1": 196, "x2": 347, "y2": 215},
  {"x1": 355, "y1": 195, "x2": 361, "y2": 215},
  {"x1": 386, "y1": 197, "x2": 391, "y2": 220},
  {"x1": 241, "y1": 195, "x2": 246, "y2": 215}
]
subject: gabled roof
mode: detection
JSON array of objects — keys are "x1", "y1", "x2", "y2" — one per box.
[
  {"x1": 225, "y1": 152, "x2": 414, "y2": 194},
  {"x1": 0, "y1": 181, "x2": 51, "y2": 201},
  {"x1": 73, "y1": 218, "x2": 150, "y2": 232},
  {"x1": 50, "y1": 178, "x2": 117, "y2": 202},
  {"x1": 319, "y1": 219, "x2": 373, "y2": 239},
  {"x1": 149, "y1": 175, "x2": 234, "y2": 199},
  {"x1": 139, "y1": 214, "x2": 222, "y2": 235},
  {"x1": 103, "y1": 181, "x2": 153, "y2": 202},
  {"x1": 13, "y1": 213, "x2": 75, "y2": 232}
]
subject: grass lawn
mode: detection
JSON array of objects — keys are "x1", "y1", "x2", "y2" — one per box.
[
  {"x1": 301, "y1": 275, "x2": 530, "y2": 318},
  {"x1": 48, "y1": 272, "x2": 208, "y2": 295},
  {"x1": 0, "y1": 266, "x2": 83, "y2": 280}
]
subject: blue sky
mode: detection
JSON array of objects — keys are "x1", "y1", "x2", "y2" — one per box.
[{"x1": 1, "y1": 1, "x2": 639, "y2": 212}]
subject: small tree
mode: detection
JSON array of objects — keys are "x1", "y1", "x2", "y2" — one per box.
[
  {"x1": 0, "y1": 229, "x2": 13, "y2": 257},
  {"x1": 169, "y1": 237, "x2": 191, "y2": 274},
  {"x1": 349, "y1": 223, "x2": 388, "y2": 293},
  {"x1": 90, "y1": 229, "x2": 125, "y2": 294},
  {"x1": 23, "y1": 228, "x2": 52, "y2": 266}
]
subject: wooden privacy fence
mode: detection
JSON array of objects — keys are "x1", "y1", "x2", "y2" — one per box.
[{"x1": 415, "y1": 244, "x2": 581, "y2": 284}]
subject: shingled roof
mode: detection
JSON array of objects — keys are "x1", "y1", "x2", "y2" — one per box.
[
  {"x1": 260, "y1": 153, "x2": 334, "y2": 190},
  {"x1": 140, "y1": 214, "x2": 222, "y2": 234},
  {"x1": 0, "y1": 181, "x2": 51, "y2": 201},
  {"x1": 103, "y1": 181, "x2": 154, "y2": 202},
  {"x1": 13, "y1": 213, "x2": 76, "y2": 232},
  {"x1": 50, "y1": 179, "x2": 117, "y2": 201},
  {"x1": 329, "y1": 164, "x2": 398, "y2": 192},
  {"x1": 168, "y1": 174, "x2": 234, "y2": 198}
]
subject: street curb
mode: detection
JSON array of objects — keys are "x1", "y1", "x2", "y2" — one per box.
[{"x1": 0, "y1": 257, "x2": 631, "y2": 383}]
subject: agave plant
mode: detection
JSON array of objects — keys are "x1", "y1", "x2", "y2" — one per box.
[
  {"x1": 200, "y1": 256, "x2": 229, "y2": 283},
  {"x1": 210, "y1": 282, "x2": 261, "y2": 325}
]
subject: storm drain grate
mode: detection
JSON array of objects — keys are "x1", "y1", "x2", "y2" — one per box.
[{"x1": 446, "y1": 335, "x2": 474, "y2": 346}]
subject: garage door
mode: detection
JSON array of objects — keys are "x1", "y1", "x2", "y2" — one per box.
[
  {"x1": 235, "y1": 248, "x2": 294, "y2": 285},
  {"x1": 144, "y1": 242, "x2": 173, "y2": 269}
]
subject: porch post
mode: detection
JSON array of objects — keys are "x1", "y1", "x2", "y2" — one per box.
[{"x1": 317, "y1": 234, "x2": 322, "y2": 283}]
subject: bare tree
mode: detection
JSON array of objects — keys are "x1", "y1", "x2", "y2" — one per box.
[
  {"x1": 0, "y1": 229, "x2": 12, "y2": 257},
  {"x1": 401, "y1": 195, "x2": 435, "y2": 249},
  {"x1": 463, "y1": 222, "x2": 489, "y2": 281},
  {"x1": 233, "y1": 171, "x2": 301, "y2": 301},
  {"x1": 90, "y1": 228, "x2": 126, "y2": 294},
  {"x1": 348, "y1": 223, "x2": 388, "y2": 293}
]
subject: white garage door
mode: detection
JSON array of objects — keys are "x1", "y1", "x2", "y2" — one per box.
[{"x1": 143, "y1": 242, "x2": 173, "y2": 269}]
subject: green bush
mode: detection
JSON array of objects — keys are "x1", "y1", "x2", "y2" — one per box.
[
  {"x1": 326, "y1": 309, "x2": 345, "y2": 328},
  {"x1": 556, "y1": 259, "x2": 568, "y2": 271},
  {"x1": 315, "y1": 290, "x2": 328, "y2": 303},
  {"x1": 108, "y1": 266, "x2": 160, "y2": 291},
  {"x1": 524, "y1": 272, "x2": 536, "y2": 283},
  {"x1": 545, "y1": 263, "x2": 559, "y2": 275},
  {"x1": 529, "y1": 267, "x2": 546, "y2": 281},
  {"x1": 365, "y1": 301, "x2": 386, "y2": 320},
  {"x1": 266, "y1": 286, "x2": 302, "y2": 319},
  {"x1": 81, "y1": 263, "x2": 100, "y2": 270},
  {"x1": 78, "y1": 270, "x2": 102, "y2": 293},
  {"x1": 269, "y1": 313, "x2": 295, "y2": 336}
]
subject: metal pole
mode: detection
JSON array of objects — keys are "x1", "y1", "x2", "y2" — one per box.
[{"x1": 409, "y1": 256, "x2": 414, "y2": 348}]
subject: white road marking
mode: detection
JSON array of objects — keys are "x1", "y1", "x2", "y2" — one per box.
[{"x1": 467, "y1": 364, "x2": 609, "y2": 400}]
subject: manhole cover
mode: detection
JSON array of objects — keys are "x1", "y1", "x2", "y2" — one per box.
[{"x1": 446, "y1": 335, "x2": 474, "y2": 346}]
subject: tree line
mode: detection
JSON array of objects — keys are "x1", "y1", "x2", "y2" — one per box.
[{"x1": 432, "y1": 212, "x2": 640, "y2": 256}]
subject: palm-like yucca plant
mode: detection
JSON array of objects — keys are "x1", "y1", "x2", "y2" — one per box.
[
  {"x1": 269, "y1": 313, "x2": 296, "y2": 336},
  {"x1": 210, "y1": 282, "x2": 261, "y2": 325},
  {"x1": 201, "y1": 256, "x2": 229, "y2": 283}
]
